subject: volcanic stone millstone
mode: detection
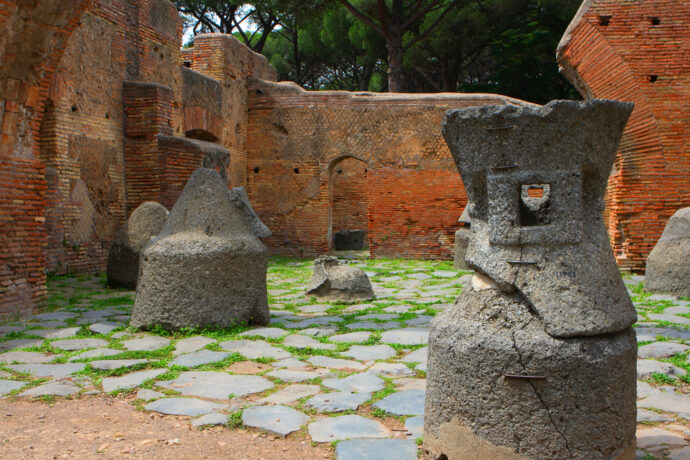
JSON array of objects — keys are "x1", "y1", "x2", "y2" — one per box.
[
  {"x1": 645, "y1": 207, "x2": 690, "y2": 297},
  {"x1": 131, "y1": 168, "x2": 270, "y2": 330}
]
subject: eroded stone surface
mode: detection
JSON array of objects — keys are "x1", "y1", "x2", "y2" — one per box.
[
  {"x1": 645, "y1": 207, "x2": 690, "y2": 297},
  {"x1": 307, "y1": 256, "x2": 374, "y2": 302}
]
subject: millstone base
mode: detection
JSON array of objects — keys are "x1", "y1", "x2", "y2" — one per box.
[
  {"x1": 131, "y1": 236, "x2": 269, "y2": 330},
  {"x1": 424, "y1": 287, "x2": 636, "y2": 460}
]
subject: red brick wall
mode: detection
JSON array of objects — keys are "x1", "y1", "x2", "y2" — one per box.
[
  {"x1": 331, "y1": 157, "x2": 369, "y2": 246},
  {"x1": 0, "y1": 0, "x2": 92, "y2": 318},
  {"x1": 367, "y1": 169, "x2": 466, "y2": 259},
  {"x1": 557, "y1": 0, "x2": 690, "y2": 272},
  {"x1": 246, "y1": 83, "x2": 530, "y2": 259}
]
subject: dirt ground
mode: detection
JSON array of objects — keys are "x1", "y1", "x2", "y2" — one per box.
[{"x1": 0, "y1": 396, "x2": 334, "y2": 460}]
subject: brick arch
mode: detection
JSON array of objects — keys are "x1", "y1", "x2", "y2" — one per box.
[
  {"x1": 183, "y1": 106, "x2": 223, "y2": 143},
  {"x1": 0, "y1": 0, "x2": 92, "y2": 318}
]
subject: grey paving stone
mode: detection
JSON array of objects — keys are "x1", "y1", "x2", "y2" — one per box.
[
  {"x1": 407, "y1": 273, "x2": 431, "y2": 280},
  {"x1": 639, "y1": 342, "x2": 690, "y2": 359},
  {"x1": 273, "y1": 358, "x2": 309, "y2": 369},
  {"x1": 380, "y1": 328, "x2": 429, "y2": 345},
  {"x1": 343, "y1": 345, "x2": 396, "y2": 361},
  {"x1": 285, "y1": 317, "x2": 344, "y2": 329},
  {"x1": 416, "y1": 362, "x2": 427, "y2": 372},
  {"x1": 80, "y1": 309, "x2": 122, "y2": 320},
  {"x1": 0, "y1": 351, "x2": 54, "y2": 364},
  {"x1": 101, "y1": 369, "x2": 168, "y2": 393},
  {"x1": 637, "y1": 409, "x2": 673, "y2": 423},
  {"x1": 636, "y1": 326, "x2": 690, "y2": 341},
  {"x1": 89, "y1": 322, "x2": 122, "y2": 335},
  {"x1": 19, "y1": 381, "x2": 80, "y2": 397},
  {"x1": 345, "y1": 322, "x2": 399, "y2": 330},
  {"x1": 373, "y1": 389, "x2": 425, "y2": 416},
  {"x1": 191, "y1": 412, "x2": 228, "y2": 427},
  {"x1": 329, "y1": 332, "x2": 372, "y2": 343},
  {"x1": 158, "y1": 371, "x2": 273, "y2": 399},
  {"x1": 404, "y1": 316, "x2": 434, "y2": 326},
  {"x1": 0, "y1": 379, "x2": 27, "y2": 396},
  {"x1": 121, "y1": 336, "x2": 170, "y2": 351},
  {"x1": 6, "y1": 363, "x2": 85, "y2": 378},
  {"x1": 51, "y1": 338, "x2": 108, "y2": 351},
  {"x1": 300, "y1": 327, "x2": 338, "y2": 337},
  {"x1": 137, "y1": 388, "x2": 165, "y2": 401},
  {"x1": 308, "y1": 415, "x2": 390, "y2": 442},
  {"x1": 637, "y1": 428, "x2": 687, "y2": 450},
  {"x1": 401, "y1": 348, "x2": 428, "y2": 363},
  {"x1": 394, "y1": 378, "x2": 427, "y2": 391},
  {"x1": 283, "y1": 334, "x2": 336, "y2": 350},
  {"x1": 219, "y1": 339, "x2": 291, "y2": 360},
  {"x1": 145, "y1": 397, "x2": 228, "y2": 416},
  {"x1": 299, "y1": 304, "x2": 331, "y2": 314},
  {"x1": 169, "y1": 350, "x2": 231, "y2": 368},
  {"x1": 665, "y1": 306, "x2": 690, "y2": 315},
  {"x1": 638, "y1": 381, "x2": 659, "y2": 399},
  {"x1": 357, "y1": 314, "x2": 398, "y2": 321},
  {"x1": 669, "y1": 446, "x2": 690, "y2": 460},
  {"x1": 307, "y1": 356, "x2": 366, "y2": 371},
  {"x1": 649, "y1": 314, "x2": 690, "y2": 326},
  {"x1": 31, "y1": 327, "x2": 81, "y2": 339},
  {"x1": 111, "y1": 332, "x2": 131, "y2": 340},
  {"x1": 0, "y1": 339, "x2": 44, "y2": 351},
  {"x1": 368, "y1": 362, "x2": 416, "y2": 377},
  {"x1": 90, "y1": 359, "x2": 147, "y2": 370},
  {"x1": 239, "y1": 328, "x2": 289, "y2": 339},
  {"x1": 638, "y1": 359, "x2": 687, "y2": 378},
  {"x1": 258, "y1": 384, "x2": 321, "y2": 405},
  {"x1": 0, "y1": 325, "x2": 25, "y2": 335},
  {"x1": 266, "y1": 369, "x2": 325, "y2": 383},
  {"x1": 69, "y1": 348, "x2": 121, "y2": 361},
  {"x1": 431, "y1": 270, "x2": 457, "y2": 278},
  {"x1": 305, "y1": 391, "x2": 371, "y2": 412},
  {"x1": 242, "y1": 405, "x2": 310, "y2": 437},
  {"x1": 344, "y1": 304, "x2": 377, "y2": 313},
  {"x1": 30, "y1": 312, "x2": 76, "y2": 321},
  {"x1": 173, "y1": 336, "x2": 216, "y2": 355},
  {"x1": 335, "y1": 439, "x2": 418, "y2": 460},
  {"x1": 648, "y1": 294, "x2": 680, "y2": 302},
  {"x1": 322, "y1": 373, "x2": 385, "y2": 393},
  {"x1": 638, "y1": 392, "x2": 690, "y2": 418},
  {"x1": 404, "y1": 416, "x2": 424, "y2": 439},
  {"x1": 383, "y1": 305, "x2": 412, "y2": 313}
]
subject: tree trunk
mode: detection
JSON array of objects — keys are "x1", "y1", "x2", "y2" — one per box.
[{"x1": 386, "y1": 32, "x2": 404, "y2": 92}]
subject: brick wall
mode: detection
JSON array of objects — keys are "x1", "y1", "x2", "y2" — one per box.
[
  {"x1": 0, "y1": 0, "x2": 92, "y2": 318},
  {"x1": 557, "y1": 0, "x2": 690, "y2": 272},
  {"x1": 246, "y1": 83, "x2": 531, "y2": 259}
]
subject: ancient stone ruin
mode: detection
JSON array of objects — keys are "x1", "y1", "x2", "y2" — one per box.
[
  {"x1": 307, "y1": 256, "x2": 374, "y2": 303},
  {"x1": 131, "y1": 168, "x2": 270, "y2": 330},
  {"x1": 106, "y1": 201, "x2": 168, "y2": 289},
  {"x1": 453, "y1": 205, "x2": 471, "y2": 270},
  {"x1": 425, "y1": 100, "x2": 638, "y2": 459},
  {"x1": 645, "y1": 207, "x2": 690, "y2": 297}
]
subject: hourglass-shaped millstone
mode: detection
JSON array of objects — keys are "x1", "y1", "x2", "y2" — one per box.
[{"x1": 424, "y1": 100, "x2": 637, "y2": 460}]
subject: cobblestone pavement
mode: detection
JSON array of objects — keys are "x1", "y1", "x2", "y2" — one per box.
[{"x1": 0, "y1": 257, "x2": 688, "y2": 459}]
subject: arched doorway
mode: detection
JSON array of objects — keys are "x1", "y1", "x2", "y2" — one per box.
[{"x1": 328, "y1": 156, "x2": 370, "y2": 255}]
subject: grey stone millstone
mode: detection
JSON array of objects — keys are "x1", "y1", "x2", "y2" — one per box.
[
  {"x1": 424, "y1": 287, "x2": 637, "y2": 459},
  {"x1": 307, "y1": 256, "x2": 374, "y2": 303},
  {"x1": 645, "y1": 207, "x2": 690, "y2": 297},
  {"x1": 131, "y1": 168, "x2": 270, "y2": 330},
  {"x1": 442, "y1": 100, "x2": 636, "y2": 337},
  {"x1": 454, "y1": 226, "x2": 471, "y2": 271},
  {"x1": 335, "y1": 439, "x2": 418, "y2": 460},
  {"x1": 107, "y1": 201, "x2": 168, "y2": 289}
]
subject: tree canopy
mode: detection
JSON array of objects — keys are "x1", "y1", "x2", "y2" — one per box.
[{"x1": 174, "y1": 0, "x2": 581, "y2": 104}]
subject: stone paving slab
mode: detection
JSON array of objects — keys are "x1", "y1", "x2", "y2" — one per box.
[
  {"x1": 343, "y1": 345, "x2": 396, "y2": 361},
  {"x1": 0, "y1": 351, "x2": 55, "y2": 364},
  {"x1": 401, "y1": 348, "x2": 428, "y2": 363},
  {"x1": 329, "y1": 332, "x2": 372, "y2": 343},
  {"x1": 368, "y1": 362, "x2": 416, "y2": 378},
  {"x1": 266, "y1": 369, "x2": 325, "y2": 383},
  {"x1": 257, "y1": 384, "x2": 321, "y2": 405},
  {"x1": 283, "y1": 334, "x2": 336, "y2": 350},
  {"x1": 121, "y1": 336, "x2": 171, "y2": 351},
  {"x1": 380, "y1": 328, "x2": 429, "y2": 345},
  {"x1": 638, "y1": 342, "x2": 690, "y2": 359},
  {"x1": 169, "y1": 350, "x2": 231, "y2": 368},
  {"x1": 335, "y1": 439, "x2": 418, "y2": 460},
  {"x1": 373, "y1": 389, "x2": 425, "y2": 416},
  {"x1": 305, "y1": 391, "x2": 371, "y2": 412},
  {"x1": 404, "y1": 416, "x2": 424, "y2": 439},
  {"x1": 69, "y1": 348, "x2": 121, "y2": 361},
  {"x1": 102, "y1": 369, "x2": 168, "y2": 393},
  {"x1": 31, "y1": 327, "x2": 81, "y2": 339},
  {"x1": 90, "y1": 359, "x2": 148, "y2": 370},
  {"x1": 0, "y1": 379, "x2": 27, "y2": 396},
  {"x1": 173, "y1": 336, "x2": 216, "y2": 355},
  {"x1": 322, "y1": 373, "x2": 385, "y2": 393},
  {"x1": 220, "y1": 340, "x2": 291, "y2": 360},
  {"x1": 89, "y1": 322, "x2": 122, "y2": 335},
  {"x1": 191, "y1": 412, "x2": 228, "y2": 427},
  {"x1": 0, "y1": 339, "x2": 44, "y2": 351},
  {"x1": 6, "y1": 363, "x2": 85, "y2": 378},
  {"x1": 242, "y1": 405, "x2": 310, "y2": 437},
  {"x1": 307, "y1": 356, "x2": 366, "y2": 371},
  {"x1": 308, "y1": 415, "x2": 390, "y2": 442},
  {"x1": 638, "y1": 391, "x2": 690, "y2": 418},
  {"x1": 145, "y1": 397, "x2": 229, "y2": 416},
  {"x1": 137, "y1": 389, "x2": 165, "y2": 401},
  {"x1": 51, "y1": 338, "x2": 108, "y2": 351},
  {"x1": 239, "y1": 328, "x2": 289, "y2": 339},
  {"x1": 19, "y1": 380, "x2": 80, "y2": 397},
  {"x1": 158, "y1": 371, "x2": 274, "y2": 399}
]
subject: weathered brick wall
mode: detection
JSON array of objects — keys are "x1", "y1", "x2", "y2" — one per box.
[
  {"x1": 331, "y1": 157, "x2": 369, "y2": 246},
  {"x1": 246, "y1": 82, "x2": 531, "y2": 259},
  {"x1": 0, "y1": 0, "x2": 91, "y2": 318},
  {"x1": 41, "y1": 0, "x2": 183, "y2": 276},
  {"x1": 557, "y1": 0, "x2": 690, "y2": 272}
]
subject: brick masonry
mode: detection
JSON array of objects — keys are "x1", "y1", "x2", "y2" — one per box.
[{"x1": 557, "y1": 0, "x2": 690, "y2": 272}]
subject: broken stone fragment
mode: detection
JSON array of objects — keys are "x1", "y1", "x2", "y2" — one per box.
[
  {"x1": 306, "y1": 256, "x2": 374, "y2": 302},
  {"x1": 106, "y1": 201, "x2": 168, "y2": 289},
  {"x1": 645, "y1": 207, "x2": 690, "y2": 297},
  {"x1": 131, "y1": 168, "x2": 270, "y2": 330}
]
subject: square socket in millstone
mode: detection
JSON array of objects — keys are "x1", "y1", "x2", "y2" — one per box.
[{"x1": 487, "y1": 169, "x2": 583, "y2": 246}]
